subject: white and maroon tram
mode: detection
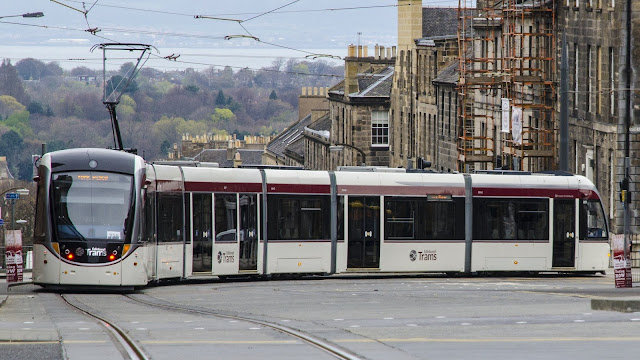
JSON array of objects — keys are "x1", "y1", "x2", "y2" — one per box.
[{"x1": 32, "y1": 148, "x2": 610, "y2": 287}]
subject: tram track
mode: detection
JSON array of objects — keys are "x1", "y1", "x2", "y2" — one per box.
[
  {"x1": 60, "y1": 294, "x2": 149, "y2": 360},
  {"x1": 125, "y1": 293, "x2": 365, "y2": 360}
]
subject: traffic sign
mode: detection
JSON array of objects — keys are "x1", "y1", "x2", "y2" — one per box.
[
  {"x1": 5, "y1": 193, "x2": 19, "y2": 200},
  {"x1": 0, "y1": 219, "x2": 4, "y2": 226}
]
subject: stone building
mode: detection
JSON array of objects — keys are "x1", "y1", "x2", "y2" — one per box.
[
  {"x1": 389, "y1": 1, "x2": 460, "y2": 169},
  {"x1": 0, "y1": 156, "x2": 12, "y2": 179},
  {"x1": 327, "y1": 45, "x2": 396, "y2": 168},
  {"x1": 556, "y1": 0, "x2": 640, "y2": 234},
  {"x1": 303, "y1": 114, "x2": 332, "y2": 170},
  {"x1": 263, "y1": 87, "x2": 329, "y2": 167}
]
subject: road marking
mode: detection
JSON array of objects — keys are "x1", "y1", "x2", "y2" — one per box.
[
  {"x1": 349, "y1": 325, "x2": 360, "y2": 328},
  {"x1": 334, "y1": 318, "x2": 344, "y2": 321},
  {"x1": 573, "y1": 320, "x2": 585, "y2": 323},
  {"x1": 461, "y1": 323, "x2": 472, "y2": 326},
  {"x1": 23, "y1": 322, "x2": 34, "y2": 324},
  {"x1": 194, "y1": 328, "x2": 205, "y2": 330},
  {"x1": 0, "y1": 341, "x2": 61, "y2": 345},
  {"x1": 336, "y1": 336, "x2": 640, "y2": 343},
  {"x1": 142, "y1": 340, "x2": 299, "y2": 345},
  {"x1": 406, "y1": 324, "x2": 418, "y2": 327},
  {"x1": 384, "y1": 317, "x2": 394, "y2": 320},
  {"x1": 78, "y1": 328, "x2": 90, "y2": 331},
  {"x1": 516, "y1": 321, "x2": 527, "y2": 324}
]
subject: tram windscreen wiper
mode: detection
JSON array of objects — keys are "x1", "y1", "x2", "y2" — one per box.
[{"x1": 56, "y1": 216, "x2": 86, "y2": 241}]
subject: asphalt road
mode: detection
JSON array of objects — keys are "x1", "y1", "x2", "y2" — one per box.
[{"x1": 1, "y1": 272, "x2": 640, "y2": 360}]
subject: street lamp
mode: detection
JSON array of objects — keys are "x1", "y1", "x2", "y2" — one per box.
[
  {"x1": 330, "y1": 143, "x2": 366, "y2": 166},
  {"x1": 0, "y1": 12, "x2": 44, "y2": 20}
]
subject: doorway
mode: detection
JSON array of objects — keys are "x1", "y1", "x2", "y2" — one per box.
[
  {"x1": 347, "y1": 196, "x2": 380, "y2": 269},
  {"x1": 552, "y1": 199, "x2": 576, "y2": 268}
]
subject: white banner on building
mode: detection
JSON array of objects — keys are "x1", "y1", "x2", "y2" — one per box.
[
  {"x1": 511, "y1": 106, "x2": 523, "y2": 145},
  {"x1": 501, "y1": 98, "x2": 510, "y2": 133}
]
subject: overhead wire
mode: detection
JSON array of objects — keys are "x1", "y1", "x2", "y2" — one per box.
[{"x1": 241, "y1": 0, "x2": 301, "y2": 23}]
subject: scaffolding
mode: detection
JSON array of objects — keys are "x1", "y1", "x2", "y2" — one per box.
[{"x1": 457, "y1": 0, "x2": 556, "y2": 172}]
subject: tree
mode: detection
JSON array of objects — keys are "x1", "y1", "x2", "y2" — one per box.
[
  {"x1": 215, "y1": 90, "x2": 227, "y2": 106},
  {"x1": 0, "y1": 59, "x2": 30, "y2": 105},
  {"x1": 210, "y1": 108, "x2": 236, "y2": 128},
  {"x1": 269, "y1": 90, "x2": 278, "y2": 100},
  {"x1": 3, "y1": 110, "x2": 33, "y2": 137},
  {"x1": 0, "y1": 95, "x2": 26, "y2": 118},
  {"x1": 70, "y1": 66, "x2": 96, "y2": 76},
  {"x1": 27, "y1": 101, "x2": 45, "y2": 115},
  {"x1": 105, "y1": 75, "x2": 139, "y2": 100},
  {"x1": 15, "y1": 58, "x2": 45, "y2": 80}
]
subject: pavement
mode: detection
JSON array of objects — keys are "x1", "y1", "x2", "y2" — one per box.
[{"x1": 2, "y1": 270, "x2": 640, "y2": 312}]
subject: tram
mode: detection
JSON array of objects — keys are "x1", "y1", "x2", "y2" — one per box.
[{"x1": 31, "y1": 148, "x2": 610, "y2": 287}]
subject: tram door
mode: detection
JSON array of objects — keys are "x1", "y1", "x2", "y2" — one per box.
[
  {"x1": 192, "y1": 193, "x2": 212, "y2": 273},
  {"x1": 347, "y1": 196, "x2": 380, "y2": 269},
  {"x1": 239, "y1": 194, "x2": 258, "y2": 271},
  {"x1": 553, "y1": 199, "x2": 576, "y2": 268},
  {"x1": 212, "y1": 194, "x2": 239, "y2": 275}
]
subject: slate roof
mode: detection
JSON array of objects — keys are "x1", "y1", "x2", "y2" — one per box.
[
  {"x1": 284, "y1": 136, "x2": 305, "y2": 161},
  {"x1": 193, "y1": 149, "x2": 264, "y2": 167},
  {"x1": 266, "y1": 113, "x2": 313, "y2": 160},
  {"x1": 308, "y1": 113, "x2": 331, "y2": 133},
  {"x1": 422, "y1": 8, "x2": 459, "y2": 38},
  {"x1": 433, "y1": 60, "x2": 459, "y2": 85},
  {"x1": 350, "y1": 66, "x2": 394, "y2": 98}
]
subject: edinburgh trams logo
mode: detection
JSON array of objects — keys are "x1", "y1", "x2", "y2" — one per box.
[
  {"x1": 217, "y1": 251, "x2": 235, "y2": 264},
  {"x1": 410, "y1": 249, "x2": 437, "y2": 261},
  {"x1": 87, "y1": 247, "x2": 107, "y2": 257}
]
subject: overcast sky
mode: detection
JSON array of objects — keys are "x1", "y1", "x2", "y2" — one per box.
[{"x1": 0, "y1": 1, "x2": 458, "y2": 70}]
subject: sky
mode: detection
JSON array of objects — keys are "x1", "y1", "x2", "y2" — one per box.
[{"x1": 0, "y1": 1, "x2": 458, "y2": 70}]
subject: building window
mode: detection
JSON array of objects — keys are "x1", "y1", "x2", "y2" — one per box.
[
  {"x1": 574, "y1": 43, "x2": 579, "y2": 109},
  {"x1": 596, "y1": 46, "x2": 602, "y2": 114},
  {"x1": 610, "y1": 47, "x2": 615, "y2": 116},
  {"x1": 371, "y1": 110, "x2": 389, "y2": 146},
  {"x1": 587, "y1": 45, "x2": 592, "y2": 113}
]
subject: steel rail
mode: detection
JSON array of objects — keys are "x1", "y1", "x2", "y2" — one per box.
[
  {"x1": 126, "y1": 294, "x2": 364, "y2": 360},
  {"x1": 61, "y1": 294, "x2": 149, "y2": 360}
]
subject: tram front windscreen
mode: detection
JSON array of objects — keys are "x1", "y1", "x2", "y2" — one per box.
[{"x1": 51, "y1": 171, "x2": 134, "y2": 263}]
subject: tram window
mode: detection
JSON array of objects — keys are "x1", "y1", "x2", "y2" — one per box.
[
  {"x1": 337, "y1": 196, "x2": 345, "y2": 240},
  {"x1": 579, "y1": 199, "x2": 608, "y2": 239},
  {"x1": 473, "y1": 198, "x2": 548, "y2": 240},
  {"x1": 385, "y1": 199, "x2": 415, "y2": 239},
  {"x1": 215, "y1": 194, "x2": 237, "y2": 242},
  {"x1": 34, "y1": 175, "x2": 47, "y2": 244},
  {"x1": 384, "y1": 197, "x2": 460, "y2": 240},
  {"x1": 142, "y1": 191, "x2": 155, "y2": 243},
  {"x1": 157, "y1": 193, "x2": 183, "y2": 243},
  {"x1": 267, "y1": 195, "x2": 330, "y2": 240}
]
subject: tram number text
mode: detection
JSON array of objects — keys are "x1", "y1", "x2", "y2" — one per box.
[{"x1": 217, "y1": 251, "x2": 235, "y2": 264}]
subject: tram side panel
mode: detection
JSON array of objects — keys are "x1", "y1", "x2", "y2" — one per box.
[
  {"x1": 380, "y1": 196, "x2": 467, "y2": 273},
  {"x1": 263, "y1": 170, "x2": 332, "y2": 275},
  {"x1": 151, "y1": 164, "x2": 186, "y2": 280}
]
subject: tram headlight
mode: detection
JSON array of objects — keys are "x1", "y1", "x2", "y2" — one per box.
[
  {"x1": 109, "y1": 254, "x2": 116, "y2": 261},
  {"x1": 67, "y1": 253, "x2": 74, "y2": 260}
]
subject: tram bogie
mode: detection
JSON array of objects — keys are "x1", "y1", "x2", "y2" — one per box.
[{"x1": 32, "y1": 148, "x2": 611, "y2": 288}]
